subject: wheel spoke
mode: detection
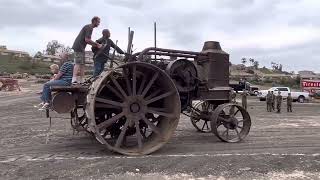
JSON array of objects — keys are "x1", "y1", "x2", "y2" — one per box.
[
  {"x1": 110, "y1": 74, "x2": 128, "y2": 98},
  {"x1": 137, "y1": 74, "x2": 147, "y2": 95},
  {"x1": 205, "y1": 121, "x2": 209, "y2": 130},
  {"x1": 218, "y1": 116, "x2": 230, "y2": 123},
  {"x1": 135, "y1": 120, "x2": 143, "y2": 149},
  {"x1": 229, "y1": 106, "x2": 235, "y2": 116},
  {"x1": 145, "y1": 89, "x2": 161, "y2": 101},
  {"x1": 235, "y1": 128, "x2": 241, "y2": 139},
  {"x1": 141, "y1": 72, "x2": 159, "y2": 97},
  {"x1": 95, "y1": 102, "x2": 121, "y2": 109},
  {"x1": 97, "y1": 84, "x2": 106, "y2": 95},
  {"x1": 96, "y1": 97, "x2": 124, "y2": 108},
  {"x1": 201, "y1": 121, "x2": 206, "y2": 131},
  {"x1": 146, "y1": 91, "x2": 175, "y2": 105},
  {"x1": 105, "y1": 84, "x2": 124, "y2": 100},
  {"x1": 97, "y1": 112, "x2": 125, "y2": 130},
  {"x1": 123, "y1": 68, "x2": 132, "y2": 96},
  {"x1": 132, "y1": 65, "x2": 137, "y2": 96},
  {"x1": 115, "y1": 120, "x2": 129, "y2": 148},
  {"x1": 141, "y1": 115, "x2": 161, "y2": 135},
  {"x1": 147, "y1": 109, "x2": 175, "y2": 118},
  {"x1": 234, "y1": 109, "x2": 240, "y2": 116},
  {"x1": 226, "y1": 128, "x2": 229, "y2": 140}
]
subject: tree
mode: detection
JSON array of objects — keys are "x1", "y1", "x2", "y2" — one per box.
[
  {"x1": 46, "y1": 40, "x2": 63, "y2": 55},
  {"x1": 34, "y1": 51, "x2": 43, "y2": 58},
  {"x1": 271, "y1": 62, "x2": 278, "y2": 70},
  {"x1": 249, "y1": 58, "x2": 255, "y2": 66},
  {"x1": 279, "y1": 64, "x2": 283, "y2": 72},
  {"x1": 253, "y1": 61, "x2": 259, "y2": 69},
  {"x1": 57, "y1": 46, "x2": 72, "y2": 54},
  {"x1": 241, "y1": 57, "x2": 247, "y2": 65}
]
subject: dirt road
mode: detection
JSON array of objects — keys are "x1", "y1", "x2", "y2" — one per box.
[{"x1": 0, "y1": 92, "x2": 320, "y2": 179}]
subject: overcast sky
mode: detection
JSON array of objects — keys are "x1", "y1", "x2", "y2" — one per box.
[{"x1": 0, "y1": 0, "x2": 319, "y2": 73}]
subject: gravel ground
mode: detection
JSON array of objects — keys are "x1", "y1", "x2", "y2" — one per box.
[{"x1": 0, "y1": 86, "x2": 320, "y2": 180}]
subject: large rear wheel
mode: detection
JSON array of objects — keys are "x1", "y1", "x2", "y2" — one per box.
[{"x1": 86, "y1": 62, "x2": 181, "y2": 155}]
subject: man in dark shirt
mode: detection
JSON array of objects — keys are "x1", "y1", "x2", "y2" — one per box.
[
  {"x1": 276, "y1": 91, "x2": 282, "y2": 113},
  {"x1": 72, "y1": 16, "x2": 102, "y2": 84},
  {"x1": 92, "y1": 29, "x2": 124, "y2": 77}
]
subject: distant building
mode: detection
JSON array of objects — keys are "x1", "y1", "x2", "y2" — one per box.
[
  {"x1": 298, "y1": 70, "x2": 320, "y2": 80},
  {"x1": 0, "y1": 45, "x2": 30, "y2": 58}
]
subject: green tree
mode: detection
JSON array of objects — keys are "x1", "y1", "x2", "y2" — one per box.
[
  {"x1": 253, "y1": 61, "x2": 259, "y2": 69},
  {"x1": 34, "y1": 51, "x2": 43, "y2": 58},
  {"x1": 249, "y1": 58, "x2": 255, "y2": 66},
  {"x1": 46, "y1": 40, "x2": 63, "y2": 55},
  {"x1": 241, "y1": 57, "x2": 247, "y2": 66}
]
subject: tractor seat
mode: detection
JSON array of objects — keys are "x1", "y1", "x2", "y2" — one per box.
[{"x1": 51, "y1": 85, "x2": 89, "y2": 93}]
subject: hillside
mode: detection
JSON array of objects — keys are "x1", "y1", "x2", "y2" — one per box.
[{"x1": 0, "y1": 55, "x2": 51, "y2": 75}]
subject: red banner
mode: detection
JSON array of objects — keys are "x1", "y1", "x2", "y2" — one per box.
[{"x1": 302, "y1": 81, "x2": 320, "y2": 88}]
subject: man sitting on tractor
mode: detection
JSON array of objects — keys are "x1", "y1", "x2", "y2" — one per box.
[{"x1": 39, "y1": 53, "x2": 74, "y2": 110}]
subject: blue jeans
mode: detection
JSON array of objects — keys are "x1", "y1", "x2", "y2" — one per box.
[
  {"x1": 41, "y1": 80, "x2": 70, "y2": 103},
  {"x1": 93, "y1": 61, "x2": 106, "y2": 77}
]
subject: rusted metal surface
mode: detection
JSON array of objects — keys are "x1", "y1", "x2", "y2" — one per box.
[{"x1": 0, "y1": 78, "x2": 21, "y2": 91}]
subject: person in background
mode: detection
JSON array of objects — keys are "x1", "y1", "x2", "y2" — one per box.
[
  {"x1": 71, "y1": 16, "x2": 102, "y2": 84},
  {"x1": 266, "y1": 91, "x2": 272, "y2": 112},
  {"x1": 241, "y1": 90, "x2": 248, "y2": 110},
  {"x1": 92, "y1": 29, "x2": 124, "y2": 77},
  {"x1": 276, "y1": 91, "x2": 282, "y2": 113},
  {"x1": 39, "y1": 53, "x2": 74, "y2": 109},
  {"x1": 271, "y1": 91, "x2": 276, "y2": 111},
  {"x1": 230, "y1": 89, "x2": 237, "y2": 103},
  {"x1": 287, "y1": 93, "x2": 293, "y2": 112},
  {"x1": 49, "y1": 64, "x2": 59, "y2": 80}
]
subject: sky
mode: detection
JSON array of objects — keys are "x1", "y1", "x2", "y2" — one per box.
[{"x1": 0, "y1": 0, "x2": 319, "y2": 73}]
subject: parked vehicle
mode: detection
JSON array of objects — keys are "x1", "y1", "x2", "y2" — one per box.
[
  {"x1": 257, "y1": 87, "x2": 310, "y2": 103},
  {"x1": 229, "y1": 81, "x2": 259, "y2": 96}
]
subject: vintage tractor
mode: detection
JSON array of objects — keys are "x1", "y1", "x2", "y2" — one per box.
[{"x1": 49, "y1": 31, "x2": 251, "y2": 155}]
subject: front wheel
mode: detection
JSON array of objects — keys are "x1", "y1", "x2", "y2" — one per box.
[
  {"x1": 298, "y1": 96, "x2": 305, "y2": 103},
  {"x1": 211, "y1": 103, "x2": 251, "y2": 143}
]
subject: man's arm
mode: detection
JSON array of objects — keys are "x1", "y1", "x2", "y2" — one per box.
[
  {"x1": 53, "y1": 72, "x2": 63, "y2": 80},
  {"x1": 84, "y1": 26, "x2": 101, "y2": 48},
  {"x1": 110, "y1": 40, "x2": 124, "y2": 54}
]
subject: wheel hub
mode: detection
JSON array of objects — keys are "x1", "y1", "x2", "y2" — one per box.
[
  {"x1": 130, "y1": 102, "x2": 140, "y2": 113},
  {"x1": 224, "y1": 117, "x2": 238, "y2": 130}
]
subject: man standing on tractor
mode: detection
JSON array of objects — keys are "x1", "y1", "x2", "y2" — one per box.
[
  {"x1": 92, "y1": 29, "x2": 125, "y2": 77},
  {"x1": 71, "y1": 16, "x2": 102, "y2": 84}
]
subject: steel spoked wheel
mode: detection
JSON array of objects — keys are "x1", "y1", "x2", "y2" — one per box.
[
  {"x1": 190, "y1": 101, "x2": 215, "y2": 133},
  {"x1": 87, "y1": 62, "x2": 181, "y2": 155},
  {"x1": 211, "y1": 103, "x2": 251, "y2": 143}
]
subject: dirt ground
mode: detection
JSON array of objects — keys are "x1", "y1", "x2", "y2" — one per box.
[{"x1": 0, "y1": 83, "x2": 320, "y2": 180}]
